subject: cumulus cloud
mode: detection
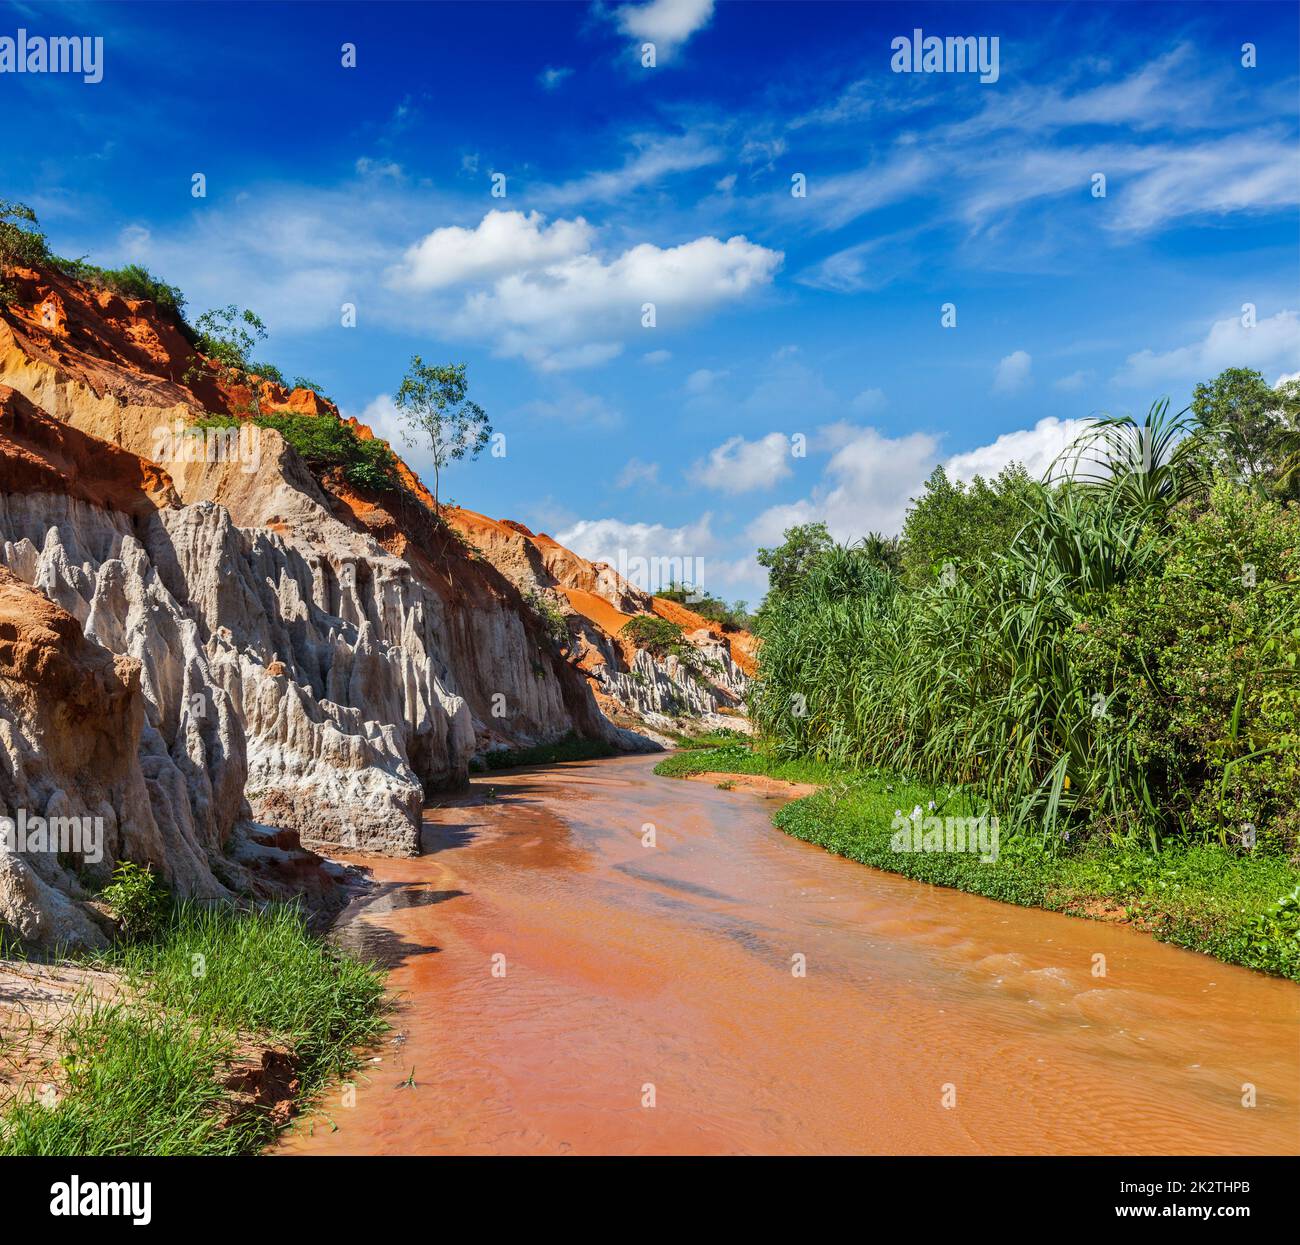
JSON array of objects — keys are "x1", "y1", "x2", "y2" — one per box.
[
  {"x1": 391, "y1": 210, "x2": 594, "y2": 291},
  {"x1": 690, "y1": 432, "x2": 792, "y2": 494},
  {"x1": 748, "y1": 426, "x2": 941, "y2": 544},
  {"x1": 944, "y1": 416, "x2": 1094, "y2": 483},
  {"x1": 993, "y1": 350, "x2": 1033, "y2": 395},
  {"x1": 556, "y1": 513, "x2": 717, "y2": 566},
  {"x1": 385, "y1": 209, "x2": 780, "y2": 372},
  {"x1": 613, "y1": 0, "x2": 715, "y2": 59},
  {"x1": 450, "y1": 228, "x2": 781, "y2": 370},
  {"x1": 1116, "y1": 309, "x2": 1300, "y2": 389}
]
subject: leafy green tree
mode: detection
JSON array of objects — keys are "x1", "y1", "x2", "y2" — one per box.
[
  {"x1": 0, "y1": 200, "x2": 48, "y2": 269},
  {"x1": 1192, "y1": 367, "x2": 1300, "y2": 501},
  {"x1": 394, "y1": 357, "x2": 492, "y2": 511},
  {"x1": 899, "y1": 463, "x2": 1035, "y2": 586},
  {"x1": 188, "y1": 305, "x2": 269, "y2": 391},
  {"x1": 757, "y1": 521, "x2": 834, "y2": 601}
]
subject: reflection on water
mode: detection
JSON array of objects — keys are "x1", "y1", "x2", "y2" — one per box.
[
  {"x1": 329, "y1": 884, "x2": 467, "y2": 964},
  {"x1": 282, "y1": 755, "x2": 1300, "y2": 1156}
]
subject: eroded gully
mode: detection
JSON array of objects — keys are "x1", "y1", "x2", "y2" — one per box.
[{"x1": 280, "y1": 754, "x2": 1300, "y2": 1156}]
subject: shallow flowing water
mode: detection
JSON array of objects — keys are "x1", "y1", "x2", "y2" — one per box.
[{"x1": 281, "y1": 754, "x2": 1300, "y2": 1155}]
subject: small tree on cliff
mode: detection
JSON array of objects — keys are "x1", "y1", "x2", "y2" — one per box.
[{"x1": 393, "y1": 357, "x2": 492, "y2": 513}]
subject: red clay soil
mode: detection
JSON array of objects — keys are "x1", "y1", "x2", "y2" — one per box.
[{"x1": 2, "y1": 260, "x2": 347, "y2": 420}]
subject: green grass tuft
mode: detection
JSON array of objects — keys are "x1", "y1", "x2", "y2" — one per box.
[{"x1": 0, "y1": 903, "x2": 387, "y2": 1156}]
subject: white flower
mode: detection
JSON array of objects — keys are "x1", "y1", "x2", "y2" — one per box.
[
  {"x1": 911, "y1": 805, "x2": 923, "y2": 820},
  {"x1": 928, "y1": 801, "x2": 936, "y2": 811}
]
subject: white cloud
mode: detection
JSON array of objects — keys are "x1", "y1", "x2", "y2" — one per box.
[
  {"x1": 556, "y1": 513, "x2": 717, "y2": 565},
  {"x1": 993, "y1": 350, "x2": 1033, "y2": 395},
  {"x1": 642, "y1": 349, "x2": 672, "y2": 364},
  {"x1": 613, "y1": 0, "x2": 714, "y2": 59},
  {"x1": 617, "y1": 457, "x2": 660, "y2": 487},
  {"x1": 538, "y1": 65, "x2": 573, "y2": 90},
  {"x1": 945, "y1": 416, "x2": 1093, "y2": 484},
  {"x1": 690, "y1": 432, "x2": 792, "y2": 494},
  {"x1": 452, "y1": 230, "x2": 781, "y2": 370},
  {"x1": 1277, "y1": 371, "x2": 1300, "y2": 387},
  {"x1": 785, "y1": 153, "x2": 932, "y2": 233},
  {"x1": 113, "y1": 189, "x2": 392, "y2": 335},
  {"x1": 796, "y1": 229, "x2": 922, "y2": 293},
  {"x1": 748, "y1": 427, "x2": 941, "y2": 543},
  {"x1": 1111, "y1": 133, "x2": 1300, "y2": 234},
  {"x1": 536, "y1": 133, "x2": 720, "y2": 208},
  {"x1": 391, "y1": 210, "x2": 594, "y2": 291},
  {"x1": 355, "y1": 157, "x2": 403, "y2": 180},
  {"x1": 1116, "y1": 309, "x2": 1300, "y2": 388}
]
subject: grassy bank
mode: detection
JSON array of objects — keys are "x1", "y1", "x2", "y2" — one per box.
[
  {"x1": 0, "y1": 903, "x2": 386, "y2": 1155},
  {"x1": 657, "y1": 743, "x2": 1300, "y2": 981}
]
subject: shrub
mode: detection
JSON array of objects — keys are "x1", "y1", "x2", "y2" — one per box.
[
  {"x1": 247, "y1": 360, "x2": 286, "y2": 386},
  {"x1": 187, "y1": 305, "x2": 269, "y2": 389},
  {"x1": 899, "y1": 463, "x2": 1037, "y2": 588},
  {"x1": 100, "y1": 861, "x2": 170, "y2": 942},
  {"x1": 657, "y1": 583, "x2": 753, "y2": 630},
  {"x1": 1067, "y1": 483, "x2": 1300, "y2": 853},
  {"x1": 524, "y1": 590, "x2": 568, "y2": 645},
  {"x1": 224, "y1": 410, "x2": 397, "y2": 492},
  {"x1": 621, "y1": 615, "x2": 687, "y2": 658},
  {"x1": 53, "y1": 259, "x2": 186, "y2": 318}
]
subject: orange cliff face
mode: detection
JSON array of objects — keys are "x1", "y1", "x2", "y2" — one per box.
[{"x1": 440, "y1": 507, "x2": 758, "y2": 737}]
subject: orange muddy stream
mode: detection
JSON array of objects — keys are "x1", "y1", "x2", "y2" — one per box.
[{"x1": 281, "y1": 754, "x2": 1300, "y2": 1155}]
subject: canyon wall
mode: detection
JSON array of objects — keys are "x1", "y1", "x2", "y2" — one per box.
[{"x1": 0, "y1": 262, "x2": 751, "y2": 948}]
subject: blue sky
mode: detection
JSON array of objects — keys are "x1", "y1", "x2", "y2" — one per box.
[{"x1": 5, "y1": 0, "x2": 1298, "y2": 604}]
